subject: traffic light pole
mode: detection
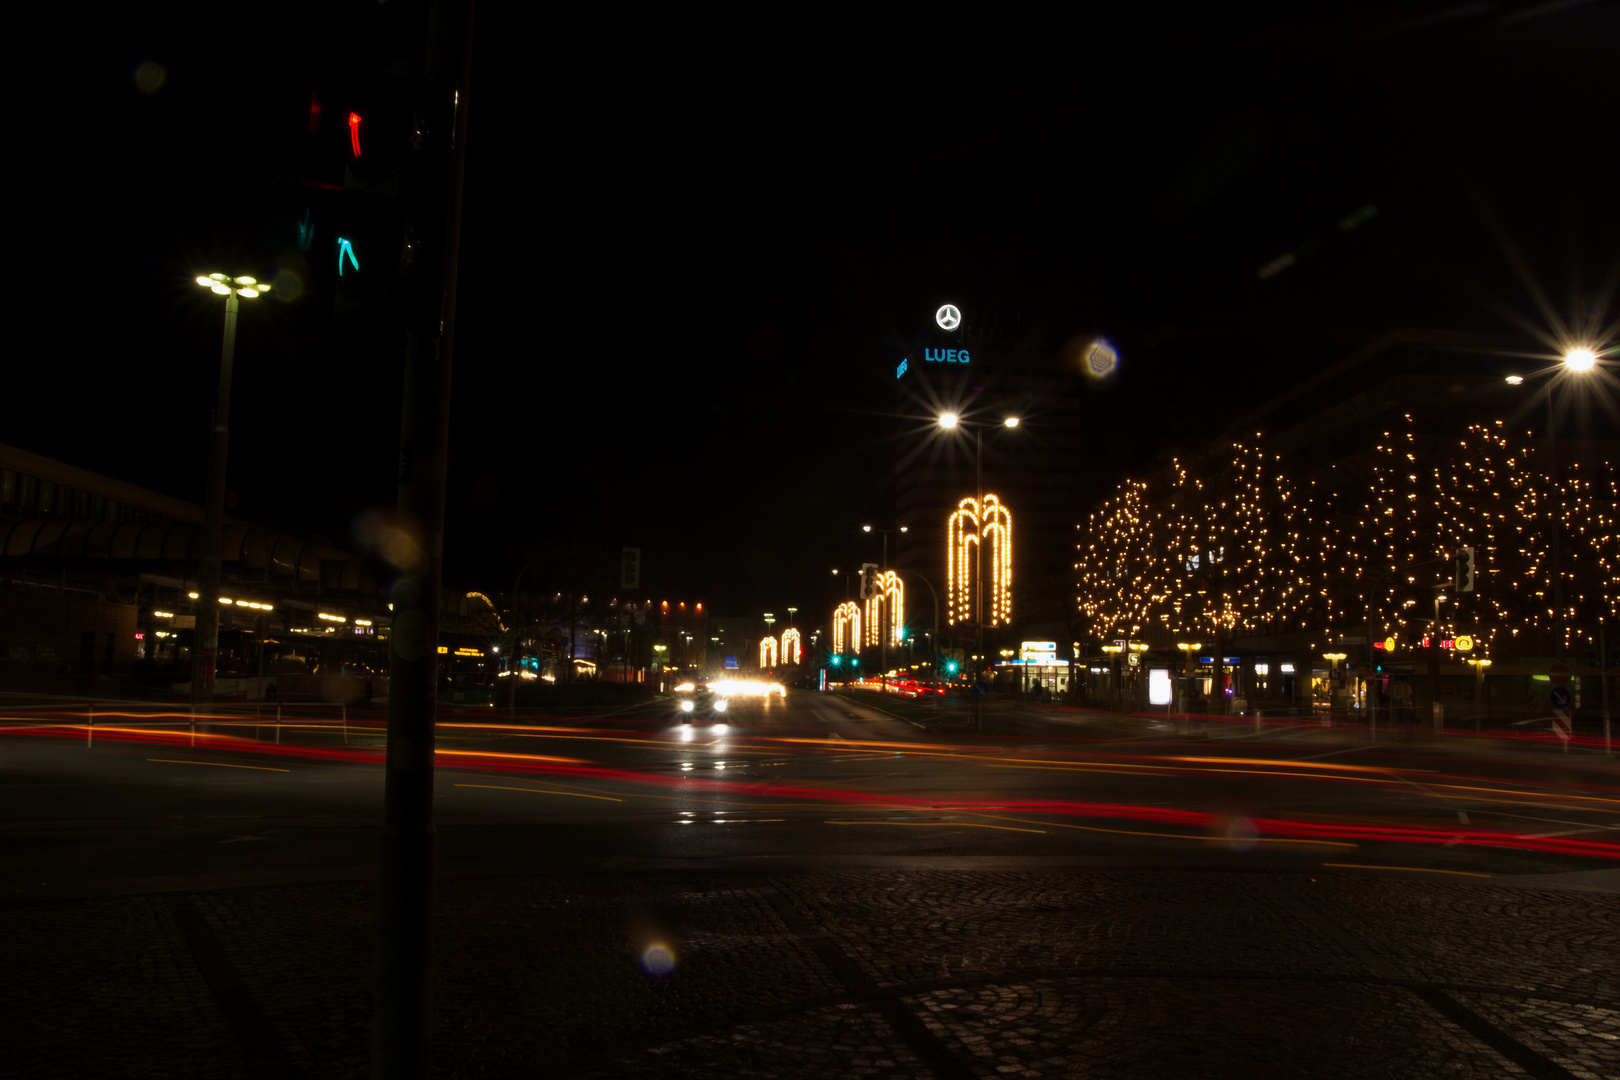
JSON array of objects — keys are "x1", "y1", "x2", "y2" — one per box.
[{"x1": 373, "y1": 3, "x2": 474, "y2": 1078}]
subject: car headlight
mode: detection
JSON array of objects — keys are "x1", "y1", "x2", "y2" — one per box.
[
  {"x1": 680, "y1": 699, "x2": 694, "y2": 712},
  {"x1": 714, "y1": 698, "x2": 728, "y2": 712}
]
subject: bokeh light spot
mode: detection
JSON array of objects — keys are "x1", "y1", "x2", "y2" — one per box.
[
  {"x1": 272, "y1": 271, "x2": 304, "y2": 302},
  {"x1": 132, "y1": 60, "x2": 167, "y2": 94},
  {"x1": 1225, "y1": 816, "x2": 1260, "y2": 852},
  {"x1": 1083, "y1": 338, "x2": 1118, "y2": 379},
  {"x1": 641, "y1": 943, "x2": 676, "y2": 978}
]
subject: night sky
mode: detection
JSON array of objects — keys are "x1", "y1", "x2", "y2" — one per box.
[{"x1": 28, "y1": 1, "x2": 1619, "y2": 620}]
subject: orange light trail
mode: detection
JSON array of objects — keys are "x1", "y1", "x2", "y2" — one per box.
[
  {"x1": 147, "y1": 758, "x2": 290, "y2": 772},
  {"x1": 454, "y1": 783, "x2": 622, "y2": 802},
  {"x1": 435, "y1": 749, "x2": 587, "y2": 765},
  {"x1": 1323, "y1": 863, "x2": 1492, "y2": 878}
]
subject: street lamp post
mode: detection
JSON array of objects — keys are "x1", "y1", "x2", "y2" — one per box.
[
  {"x1": 1176, "y1": 642, "x2": 1201, "y2": 717},
  {"x1": 1466, "y1": 657, "x2": 1492, "y2": 731},
  {"x1": 189, "y1": 273, "x2": 267, "y2": 708},
  {"x1": 939, "y1": 412, "x2": 1019, "y2": 731},
  {"x1": 1323, "y1": 652, "x2": 1347, "y2": 720}
]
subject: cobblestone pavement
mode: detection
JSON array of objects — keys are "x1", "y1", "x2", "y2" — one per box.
[{"x1": 5, "y1": 868, "x2": 1617, "y2": 1079}]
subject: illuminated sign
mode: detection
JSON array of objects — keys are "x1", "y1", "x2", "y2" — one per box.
[
  {"x1": 862, "y1": 571, "x2": 904, "y2": 647},
  {"x1": 947, "y1": 494, "x2": 1012, "y2": 627},
  {"x1": 924, "y1": 348, "x2": 970, "y2": 364},
  {"x1": 896, "y1": 358, "x2": 908, "y2": 379},
  {"x1": 936, "y1": 304, "x2": 962, "y2": 330},
  {"x1": 833, "y1": 600, "x2": 861, "y2": 654},
  {"x1": 1148, "y1": 668, "x2": 1172, "y2": 705},
  {"x1": 1020, "y1": 641, "x2": 1057, "y2": 662},
  {"x1": 1373, "y1": 636, "x2": 1475, "y2": 652}
]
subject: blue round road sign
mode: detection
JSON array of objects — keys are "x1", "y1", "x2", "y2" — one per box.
[{"x1": 1549, "y1": 686, "x2": 1572, "y2": 709}]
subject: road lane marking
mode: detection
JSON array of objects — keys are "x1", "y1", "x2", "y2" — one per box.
[
  {"x1": 1471, "y1": 810, "x2": 1620, "y2": 832},
  {"x1": 453, "y1": 783, "x2": 621, "y2": 802},
  {"x1": 961, "y1": 812, "x2": 1357, "y2": 847},
  {"x1": 826, "y1": 819, "x2": 1046, "y2": 834},
  {"x1": 1323, "y1": 862, "x2": 1491, "y2": 878},
  {"x1": 147, "y1": 758, "x2": 290, "y2": 772}
]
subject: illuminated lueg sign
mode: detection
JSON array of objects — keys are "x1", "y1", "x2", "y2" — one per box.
[{"x1": 925, "y1": 348, "x2": 970, "y2": 364}]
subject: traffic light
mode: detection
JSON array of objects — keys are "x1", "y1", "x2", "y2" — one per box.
[
  {"x1": 859, "y1": 562, "x2": 879, "y2": 600},
  {"x1": 265, "y1": 17, "x2": 453, "y2": 316},
  {"x1": 946, "y1": 660, "x2": 958, "y2": 674},
  {"x1": 830, "y1": 655, "x2": 842, "y2": 666},
  {"x1": 1454, "y1": 546, "x2": 1475, "y2": 593}
]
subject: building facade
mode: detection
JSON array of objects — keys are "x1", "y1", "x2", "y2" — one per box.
[
  {"x1": 1073, "y1": 329, "x2": 1618, "y2": 723},
  {"x1": 892, "y1": 307, "x2": 1100, "y2": 649}
]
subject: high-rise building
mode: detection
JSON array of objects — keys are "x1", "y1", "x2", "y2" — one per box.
[{"x1": 891, "y1": 305, "x2": 1097, "y2": 640}]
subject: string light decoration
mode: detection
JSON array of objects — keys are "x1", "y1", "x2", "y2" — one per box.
[
  {"x1": 781, "y1": 627, "x2": 801, "y2": 664},
  {"x1": 947, "y1": 495, "x2": 1013, "y2": 626},
  {"x1": 1074, "y1": 421, "x2": 1617, "y2": 654},
  {"x1": 760, "y1": 635, "x2": 778, "y2": 668},
  {"x1": 833, "y1": 600, "x2": 861, "y2": 654},
  {"x1": 861, "y1": 571, "x2": 906, "y2": 646}
]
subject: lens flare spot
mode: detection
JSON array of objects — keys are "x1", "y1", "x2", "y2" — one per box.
[
  {"x1": 271, "y1": 271, "x2": 304, "y2": 302},
  {"x1": 132, "y1": 60, "x2": 167, "y2": 93},
  {"x1": 1225, "y1": 816, "x2": 1260, "y2": 852},
  {"x1": 1083, "y1": 338, "x2": 1118, "y2": 379},
  {"x1": 641, "y1": 944, "x2": 676, "y2": 977}
]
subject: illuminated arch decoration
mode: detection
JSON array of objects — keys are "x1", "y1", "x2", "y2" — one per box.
[
  {"x1": 860, "y1": 572, "x2": 905, "y2": 646},
  {"x1": 760, "y1": 635, "x2": 778, "y2": 668},
  {"x1": 947, "y1": 495, "x2": 1012, "y2": 626},
  {"x1": 781, "y1": 628, "x2": 801, "y2": 664},
  {"x1": 833, "y1": 600, "x2": 861, "y2": 654}
]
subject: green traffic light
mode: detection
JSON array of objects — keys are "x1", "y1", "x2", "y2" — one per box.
[{"x1": 338, "y1": 237, "x2": 360, "y2": 275}]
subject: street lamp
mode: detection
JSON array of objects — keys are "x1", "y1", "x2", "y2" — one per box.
[
  {"x1": 188, "y1": 273, "x2": 266, "y2": 707},
  {"x1": 832, "y1": 567, "x2": 850, "y2": 600},
  {"x1": 1176, "y1": 642, "x2": 1201, "y2": 714},
  {"x1": 1504, "y1": 344, "x2": 1609, "y2": 661},
  {"x1": 1323, "y1": 652, "x2": 1347, "y2": 716},
  {"x1": 939, "y1": 412, "x2": 1020, "y2": 730},
  {"x1": 1466, "y1": 657, "x2": 1492, "y2": 731}
]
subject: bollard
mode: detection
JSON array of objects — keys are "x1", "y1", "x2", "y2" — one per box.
[
  {"x1": 190, "y1": 704, "x2": 196, "y2": 747},
  {"x1": 87, "y1": 702, "x2": 93, "y2": 748},
  {"x1": 276, "y1": 702, "x2": 282, "y2": 745},
  {"x1": 342, "y1": 703, "x2": 349, "y2": 745}
]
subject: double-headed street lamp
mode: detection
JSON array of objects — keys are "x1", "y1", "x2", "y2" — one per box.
[
  {"x1": 1505, "y1": 345, "x2": 1609, "y2": 662},
  {"x1": 189, "y1": 273, "x2": 267, "y2": 706},
  {"x1": 938, "y1": 412, "x2": 1020, "y2": 730}
]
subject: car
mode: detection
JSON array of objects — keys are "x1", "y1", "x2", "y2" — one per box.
[{"x1": 671, "y1": 680, "x2": 728, "y2": 717}]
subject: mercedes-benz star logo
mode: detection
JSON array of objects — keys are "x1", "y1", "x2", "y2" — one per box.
[{"x1": 935, "y1": 304, "x2": 962, "y2": 331}]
